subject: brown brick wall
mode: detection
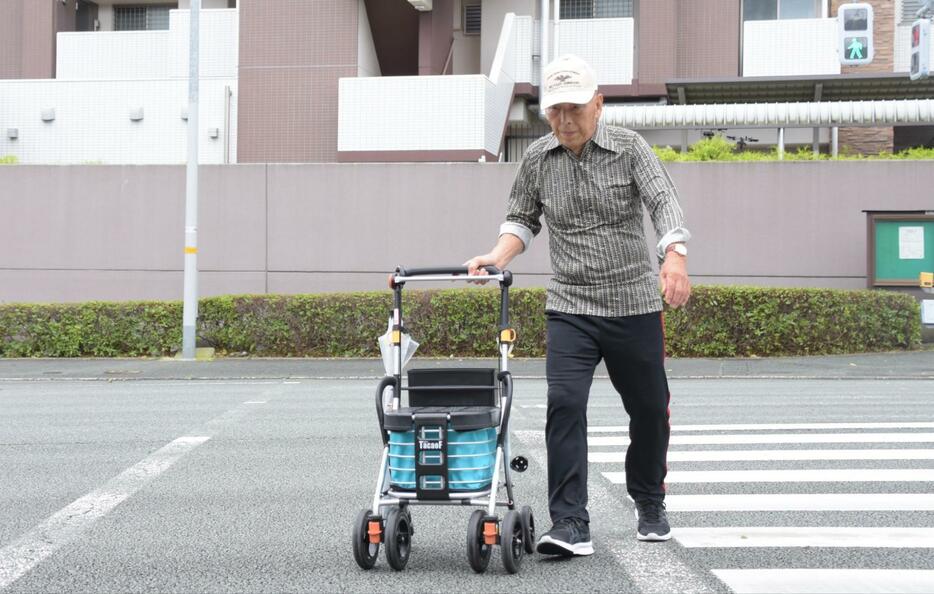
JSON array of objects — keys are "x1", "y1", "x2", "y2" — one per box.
[
  {"x1": 0, "y1": 2, "x2": 25, "y2": 79},
  {"x1": 636, "y1": 1, "x2": 677, "y2": 85},
  {"x1": 0, "y1": 0, "x2": 79, "y2": 80},
  {"x1": 676, "y1": 0, "x2": 740, "y2": 78},
  {"x1": 832, "y1": 0, "x2": 895, "y2": 154},
  {"x1": 238, "y1": 0, "x2": 358, "y2": 163}
]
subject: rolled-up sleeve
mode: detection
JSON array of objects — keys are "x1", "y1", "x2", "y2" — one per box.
[
  {"x1": 630, "y1": 134, "x2": 691, "y2": 259},
  {"x1": 500, "y1": 151, "x2": 543, "y2": 252}
]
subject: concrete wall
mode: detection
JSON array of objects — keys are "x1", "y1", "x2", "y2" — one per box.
[{"x1": 1, "y1": 161, "x2": 932, "y2": 304}]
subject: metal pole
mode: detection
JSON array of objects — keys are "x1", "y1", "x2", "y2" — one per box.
[
  {"x1": 812, "y1": 127, "x2": 820, "y2": 156},
  {"x1": 539, "y1": 0, "x2": 549, "y2": 117},
  {"x1": 778, "y1": 127, "x2": 784, "y2": 160},
  {"x1": 182, "y1": 0, "x2": 200, "y2": 360},
  {"x1": 831, "y1": 126, "x2": 839, "y2": 158},
  {"x1": 553, "y1": 0, "x2": 560, "y2": 59}
]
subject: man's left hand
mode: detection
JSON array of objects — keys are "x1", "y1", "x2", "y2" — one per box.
[{"x1": 660, "y1": 252, "x2": 691, "y2": 308}]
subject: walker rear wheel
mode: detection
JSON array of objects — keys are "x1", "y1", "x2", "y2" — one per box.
[
  {"x1": 352, "y1": 508, "x2": 379, "y2": 570},
  {"x1": 520, "y1": 506, "x2": 536, "y2": 554},
  {"x1": 501, "y1": 510, "x2": 524, "y2": 574},
  {"x1": 384, "y1": 508, "x2": 412, "y2": 571},
  {"x1": 466, "y1": 510, "x2": 492, "y2": 573}
]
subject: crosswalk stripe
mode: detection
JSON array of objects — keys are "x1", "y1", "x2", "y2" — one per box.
[
  {"x1": 588, "y1": 422, "x2": 934, "y2": 433},
  {"x1": 590, "y1": 449, "x2": 934, "y2": 463},
  {"x1": 711, "y1": 569, "x2": 934, "y2": 594},
  {"x1": 602, "y1": 468, "x2": 934, "y2": 484},
  {"x1": 674, "y1": 527, "x2": 934, "y2": 548},
  {"x1": 590, "y1": 432, "x2": 934, "y2": 446},
  {"x1": 663, "y1": 493, "x2": 934, "y2": 512}
]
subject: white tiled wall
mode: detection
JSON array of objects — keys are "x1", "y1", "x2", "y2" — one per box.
[
  {"x1": 743, "y1": 18, "x2": 841, "y2": 77},
  {"x1": 555, "y1": 18, "x2": 634, "y2": 85},
  {"x1": 57, "y1": 9, "x2": 238, "y2": 80},
  {"x1": 0, "y1": 79, "x2": 237, "y2": 164},
  {"x1": 486, "y1": 13, "x2": 520, "y2": 157},
  {"x1": 512, "y1": 16, "x2": 537, "y2": 84},
  {"x1": 1, "y1": 9, "x2": 239, "y2": 164},
  {"x1": 508, "y1": 16, "x2": 634, "y2": 85},
  {"x1": 338, "y1": 76, "x2": 487, "y2": 152},
  {"x1": 339, "y1": 13, "x2": 522, "y2": 157}
]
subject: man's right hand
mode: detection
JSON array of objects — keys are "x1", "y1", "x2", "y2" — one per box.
[{"x1": 464, "y1": 254, "x2": 498, "y2": 284}]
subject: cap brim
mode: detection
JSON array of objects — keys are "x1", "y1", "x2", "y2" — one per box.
[{"x1": 541, "y1": 88, "x2": 597, "y2": 110}]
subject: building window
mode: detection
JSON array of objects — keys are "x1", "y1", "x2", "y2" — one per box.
[
  {"x1": 559, "y1": 0, "x2": 633, "y2": 19},
  {"x1": 743, "y1": 0, "x2": 820, "y2": 21},
  {"x1": 114, "y1": 5, "x2": 172, "y2": 31},
  {"x1": 464, "y1": 3, "x2": 481, "y2": 35}
]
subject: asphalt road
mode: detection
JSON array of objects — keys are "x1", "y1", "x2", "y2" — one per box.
[{"x1": 1, "y1": 359, "x2": 933, "y2": 592}]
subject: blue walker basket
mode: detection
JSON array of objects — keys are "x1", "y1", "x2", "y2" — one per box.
[
  {"x1": 383, "y1": 368, "x2": 500, "y2": 493},
  {"x1": 388, "y1": 426, "x2": 496, "y2": 491}
]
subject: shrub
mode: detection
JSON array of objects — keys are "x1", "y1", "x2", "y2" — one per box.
[
  {"x1": 653, "y1": 135, "x2": 934, "y2": 162},
  {"x1": 0, "y1": 286, "x2": 920, "y2": 358}
]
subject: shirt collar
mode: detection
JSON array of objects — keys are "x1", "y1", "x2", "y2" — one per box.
[
  {"x1": 542, "y1": 121, "x2": 620, "y2": 155},
  {"x1": 590, "y1": 121, "x2": 620, "y2": 153}
]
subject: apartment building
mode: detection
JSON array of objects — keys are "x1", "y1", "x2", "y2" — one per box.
[{"x1": 1, "y1": 0, "x2": 933, "y2": 164}]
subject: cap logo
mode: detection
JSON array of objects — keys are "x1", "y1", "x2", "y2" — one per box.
[{"x1": 547, "y1": 69, "x2": 583, "y2": 93}]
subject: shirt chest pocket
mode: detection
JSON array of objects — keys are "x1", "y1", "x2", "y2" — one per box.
[{"x1": 593, "y1": 175, "x2": 635, "y2": 223}]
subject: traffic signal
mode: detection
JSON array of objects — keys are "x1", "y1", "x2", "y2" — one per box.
[
  {"x1": 910, "y1": 19, "x2": 931, "y2": 80},
  {"x1": 838, "y1": 3, "x2": 874, "y2": 66}
]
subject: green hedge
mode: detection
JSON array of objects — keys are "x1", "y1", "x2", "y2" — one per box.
[
  {"x1": 0, "y1": 286, "x2": 920, "y2": 358},
  {"x1": 653, "y1": 135, "x2": 934, "y2": 162}
]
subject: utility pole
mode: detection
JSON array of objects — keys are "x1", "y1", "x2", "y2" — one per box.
[{"x1": 181, "y1": 0, "x2": 200, "y2": 360}]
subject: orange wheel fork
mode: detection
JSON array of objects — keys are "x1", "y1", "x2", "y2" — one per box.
[
  {"x1": 368, "y1": 519, "x2": 382, "y2": 544},
  {"x1": 483, "y1": 520, "x2": 499, "y2": 546}
]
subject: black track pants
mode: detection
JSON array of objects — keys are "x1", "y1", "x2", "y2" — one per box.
[{"x1": 544, "y1": 310, "x2": 671, "y2": 524}]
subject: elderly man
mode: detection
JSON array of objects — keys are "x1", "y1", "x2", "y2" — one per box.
[{"x1": 466, "y1": 54, "x2": 691, "y2": 555}]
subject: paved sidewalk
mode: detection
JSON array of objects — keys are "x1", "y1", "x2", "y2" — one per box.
[{"x1": 0, "y1": 350, "x2": 931, "y2": 380}]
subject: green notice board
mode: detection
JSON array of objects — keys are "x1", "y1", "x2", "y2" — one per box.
[{"x1": 871, "y1": 216, "x2": 934, "y2": 286}]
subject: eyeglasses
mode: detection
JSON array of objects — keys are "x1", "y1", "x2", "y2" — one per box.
[{"x1": 545, "y1": 104, "x2": 587, "y2": 118}]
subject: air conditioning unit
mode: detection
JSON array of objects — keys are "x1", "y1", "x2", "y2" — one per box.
[{"x1": 408, "y1": 0, "x2": 432, "y2": 11}]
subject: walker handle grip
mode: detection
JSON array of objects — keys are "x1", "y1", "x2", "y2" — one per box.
[{"x1": 396, "y1": 266, "x2": 501, "y2": 277}]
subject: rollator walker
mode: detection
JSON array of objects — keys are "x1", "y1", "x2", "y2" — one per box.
[{"x1": 351, "y1": 266, "x2": 535, "y2": 574}]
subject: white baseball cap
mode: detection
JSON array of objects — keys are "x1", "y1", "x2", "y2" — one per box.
[{"x1": 541, "y1": 54, "x2": 598, "y2": 109}]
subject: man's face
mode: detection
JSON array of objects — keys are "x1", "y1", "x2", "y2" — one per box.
[{"x1": 545, "y1": 93, "x2": 604, "y2": 156}]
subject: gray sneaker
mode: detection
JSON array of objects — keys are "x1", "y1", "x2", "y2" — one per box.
[
  {"x1": 634, "y1": 499, "x2": 671, "y2": 541},
  {"x1": 536, "y1": 517, "x2": 595, "y2": 556}
]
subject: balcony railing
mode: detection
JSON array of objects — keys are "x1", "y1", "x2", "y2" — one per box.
[{"x1": 337, "y1": 14, "x2": 635, "y2": 160}]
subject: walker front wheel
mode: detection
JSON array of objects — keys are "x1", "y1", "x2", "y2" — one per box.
[
  {"x1": 384, "y1": 508, "x2": 412, "y2": 571},
  {"x1": 501, "y1": 510, "x2": 524, "y2": 574},
  {"x1": 352, "y1": 508, "x2": 379, "y2": 570},
  {"x1": 466, "y1": 510, "x2": 492, "y2": 573}
]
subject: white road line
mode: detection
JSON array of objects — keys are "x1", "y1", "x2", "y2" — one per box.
[
  {"x1": 664, "y1": 493, "x2": 934, "y2": 512},
  {"x1": 511, "y1": 430, "x2": 717, "y2": 593},
  {"x1": 588, "y1": 422, "x2": 934, "y2": 433},
  {"x1": 0, "y1": 435, "x2": 210, "y2": 590},
  {"x1": 243, "y1": 401, "x2": 267, "y2": 404},
  {"x1": 591, "y1": 449, "x2": 934, "y2": 463},
  {"x1": 674, "y1": 526, "x2": 934, "y2": 548},
  {"x1": 711, "y1": 569, "x2": 934, "y2": 594},
  {"x1": 590, "y1": 432, "x2": 934, "y2": 446},
  {"x1": 603, "y1": 468, "x2": 934, "y2": 484},
  {"x1": 0, "y1": 386, "x2": 282, "y2": 591}
]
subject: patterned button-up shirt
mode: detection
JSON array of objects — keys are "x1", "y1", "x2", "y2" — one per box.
[{"x1": 500, "y1": 122, "x2": 690, "y2": 317}]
